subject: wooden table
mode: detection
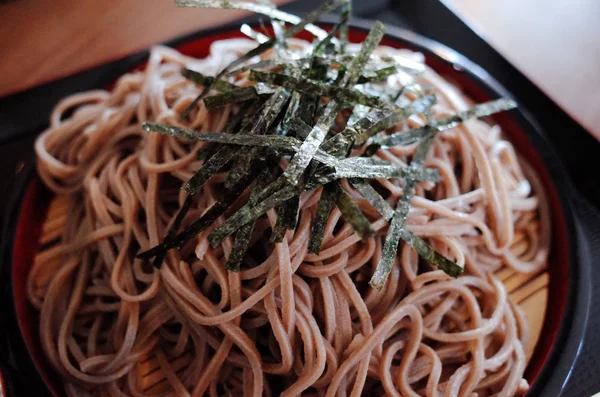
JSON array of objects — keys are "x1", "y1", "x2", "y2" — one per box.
[
  {"x1": 0, "y1": 0, "x2": 288, "y2": 97},
  {"x1": 442, "y1": 0, "x2": 600, "y2": 139}
]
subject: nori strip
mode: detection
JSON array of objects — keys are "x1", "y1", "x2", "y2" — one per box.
[
  {"x1": 372, "y1": 98, "x2": 518, "y2": 148},
  {"x1": 150, "y1": 194, "x2": 195, "y2": 268},
  {"x1": 225, "y1": 166, "x2": 275, "y2": 271},
  {"x1": 248, "y1": 70, "x2": 387, "y2": 108},
  {"x1": 179, "y1": 0, "x2": 343, "y2": 119},
  {"x1": 308, "y1": 188, "x2": 335, "y2": 254},
  {"x1": 144, "y1": 124, "x2": 299, "y2": 149},
  {"x1": 369, "y1": 180, "x2": 415, "y2": 290},
  {"x1": 208, "y1": 182, "x2": 303, "y2": 247},
  {"x1": 270, "y1": 195, "x2": 299, "y2": 243},
  {"x1": 327, "y1": 181, "x2": 374, "y2": 239},
  {"x1": 344, "y1": 21, "x2": 386, "y2": 85},
  {"x1": 137, "y1": 166, "x2": 259, "y2": 259},
  {"x1": 369, "y1": 131, "x2": 437, "y2": 289},
  {"x1": 183, "y1": 145, "x2": 238, "y2": 195},
  {"x1": 356, "y1": 65, "x2": 397, "y2": 84},
  {"x1": 240, "y1": 23, "x2": 269, "y2": 43},
  {"x1": 314, "y1": 160, "x2": 439, "y2": 185},
  {"x1": 225, "y1": 88, "x2": 290, "y2": 188},
  {"x1": 348, "y1": 178, "x2": 394, "y2": 219},
  {"x1": 354, "y1": 94, "x2": 436, "y2": 145},
  {"x1": 176, "y1": 0, "x2": 334, "y2": 41},
  {"x1": 203, "y1": 86, "x2": 264, "y2": 109},
  {"x1": 339, "y1": 0, "x2": 351, "y2": 52},
  {"x1": 181, "y1": 68, "x2": 237, "y2": 91},
  {"x1": 281, "y1": 22, "x2": 385, "y2": 185}
]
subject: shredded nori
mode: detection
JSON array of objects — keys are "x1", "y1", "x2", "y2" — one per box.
[
  {"x1": 327, "y1": 181, "x2": 374, "y2": 239},
  {"x1": 249, "y1": 70, "x2": 387, "y2": 108},
  {"x1": 308, "y1": 188, "x2": 336, "y2": 254},
  {"x1": 139, "y1": 2, "x2": 517, "y2": 283},
  {"x1": 270, "y1": 195, "x2": 299, "y2": 243}
]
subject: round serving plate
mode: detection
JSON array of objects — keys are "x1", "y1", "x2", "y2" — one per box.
[{"x1": 0, "y1": 17, "x2": 591, "y2": 397}]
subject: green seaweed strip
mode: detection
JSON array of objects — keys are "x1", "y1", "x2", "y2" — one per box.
[
  {"x1": 150, "y1": 194, "x2": 195, "y2": 268},
  {"x1": 398, "y1": 229, "x2": 463, "y2": 277},
  {"x1": 181, "y1": 68, "x2": 237, "y2": 91},
  {"x1": 369, "y1": 130, "x2": 439, "y2": 289},
  {"x1": 308, "y1": 188, "x2": 335, "y2": 254},
  {"x1": 339, "y1": 0, "x2": 351, "y2": 52},
  {"x1": 369, "y1": 182, "x2": 414, "y2": 290},
  {"x1": 225, "y1": 222, "x2": 255, "y2": 271},
  {"x1": 225, "y1": 166, "x2": 275, "y2": 271},
  {"x1": 354, "y1": 94, "x2": 436, "y2": 145},
  {"x1": 137, "y1": 166, "x2": 259, "y2": 259},
  {"x1": 281, "y1": 21, "x2": 385, "y2": 185},
  {"x1": 344, "y1": 21, "x2": 386, "y2": 85},
  {"x1": 270, "y1": 195, "x2": 299, "y2": 243},
  {"x1": 176, "y1": 0, "x2": 334, "y2": 41},
  {"x1": 248, "y1": 70, "x2": 387, "y2": 108},
  {"x1": 179, "y1": 0, "x2": 343, "y2": 119},
  {"x1": 144, "y1": 123, "x2": 299, "y2": 149},
  {"x1": 196, "y1": 100, "x2": 253, "y2": 161},
  {"x1": 283, "y1": 100, "x2": 341, "y2": 185},
  {"x1": 203, "y1": 86, "x2": 262, "y2": 110},
  {"x1": 348, "y1": 178, "x2": 461, "y2": 276},
  {"x1": 183, "y1": 145, "x2": 238, "y2": 195},
  {"x1": 208, "y1": 182, "x2": 302, "y2": 247},
  {"x1": 356, "y1": 65, "x2": 397, "y2": 84},
  {"x1": 372, "y1": 98, "x2": 518, "y2": 148},
  {"x1": 348, "y1": 178, "x2": 395, "y2": 219},
  {"x1": 226, "y1": 88, "x2": 291, "y2": 188},
  {"x1": 327, "y1": 181, "x2": 374, "y2": 239}
]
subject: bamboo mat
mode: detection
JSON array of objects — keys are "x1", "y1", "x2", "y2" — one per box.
[{"x1": 35, "y1": 195, "x2": 548, "y2": 391}]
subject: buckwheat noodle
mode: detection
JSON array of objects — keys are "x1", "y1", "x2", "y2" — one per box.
[{"x1": 31, "y1": 39, "x2": 549, "y2": 397}]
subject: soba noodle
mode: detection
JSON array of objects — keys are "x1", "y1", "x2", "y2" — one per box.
[{"x1": 31, "y1": 39, "x2": 550, "y2": 397}]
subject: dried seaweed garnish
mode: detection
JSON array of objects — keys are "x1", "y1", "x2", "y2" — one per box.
[
  {"x1": 356, "y1": 66, "x2": 397, "y2": 84},
  {"x1": 339, "y1": 0, "x2": 351, "y2": 52},
  {"x1": 225, "y1": 166, "x2": 275, "y2": 271},
  {"x1": 354, "y1": 94, "x2": 436, "y2": 145},
  {"x1": 282, "y1": 22, "x2": 385, "y2": 186},
  {"x1": 225, "y1": 88, "x2": 290, "y2": 187},
  {"x1": 372, "y1": 98, "x2": 517, "y2": 148},
  {"x1": 349, "y1": 178, "x2": 461, "y2": 277},
  {"x1": 240, "y1": 23, "x2": 270, "y2": 43},
  {"x1": 314, "y1": 160, "x2": 439, "y2": 185},
  {"x1": 369, "y1": 129, "x2": 437, "y2": 289},
  {"x1": 137, "y1": 166, "x2": 259, "y2": 260},
  {"x1": 208, "y1": 182, "x2": 303, "y2": 247},
  {"x1": 179, "y1": 0, "x2": 343, "y2": 119},
  {"x1": 176, "y1": 0, "x2": 333, "y2": 41},
  {"x1": 348, "y1": 178, "x2": 394, "y2": 219},
  {"x1": 248, "y1": 70, "x2": 387, "y2": 108},
  {"x1": 203, "y1": 86, "x2": 265, "y2": 110},
  {"x1": 270, "y1": 195, "x2": 299, "y2": 243},
  {"x1": 144, "y1": 124, "x2": 298, "y2": 149},
  {"x1": 139, "y1": 1, "x2": 517, "y2": 282},
  {"x1": 181, "y1": 68, "x2": 237, "y2": 91},
  {"x1": 308, "y1": 188, "x2": 335, "y2": 254},
  {"x1": 327, "y1": 181, "x2": 374, "y2": 239},
  {"x1": 150, "y1": 194, "x2": 195, "y2": 268}
]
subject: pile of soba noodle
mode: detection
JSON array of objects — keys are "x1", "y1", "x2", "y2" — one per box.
[{"x1": 31, "y1": 38, "x2": 549, "y2": 397}]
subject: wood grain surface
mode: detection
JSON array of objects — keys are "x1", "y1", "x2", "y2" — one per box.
[{"x1": 0, "y1": 0, "x2": 287, "y2": 97}]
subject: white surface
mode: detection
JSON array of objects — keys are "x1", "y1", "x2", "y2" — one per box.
[{"x1": 442, "y1": 0, "x2": 600, "y2": 139}]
